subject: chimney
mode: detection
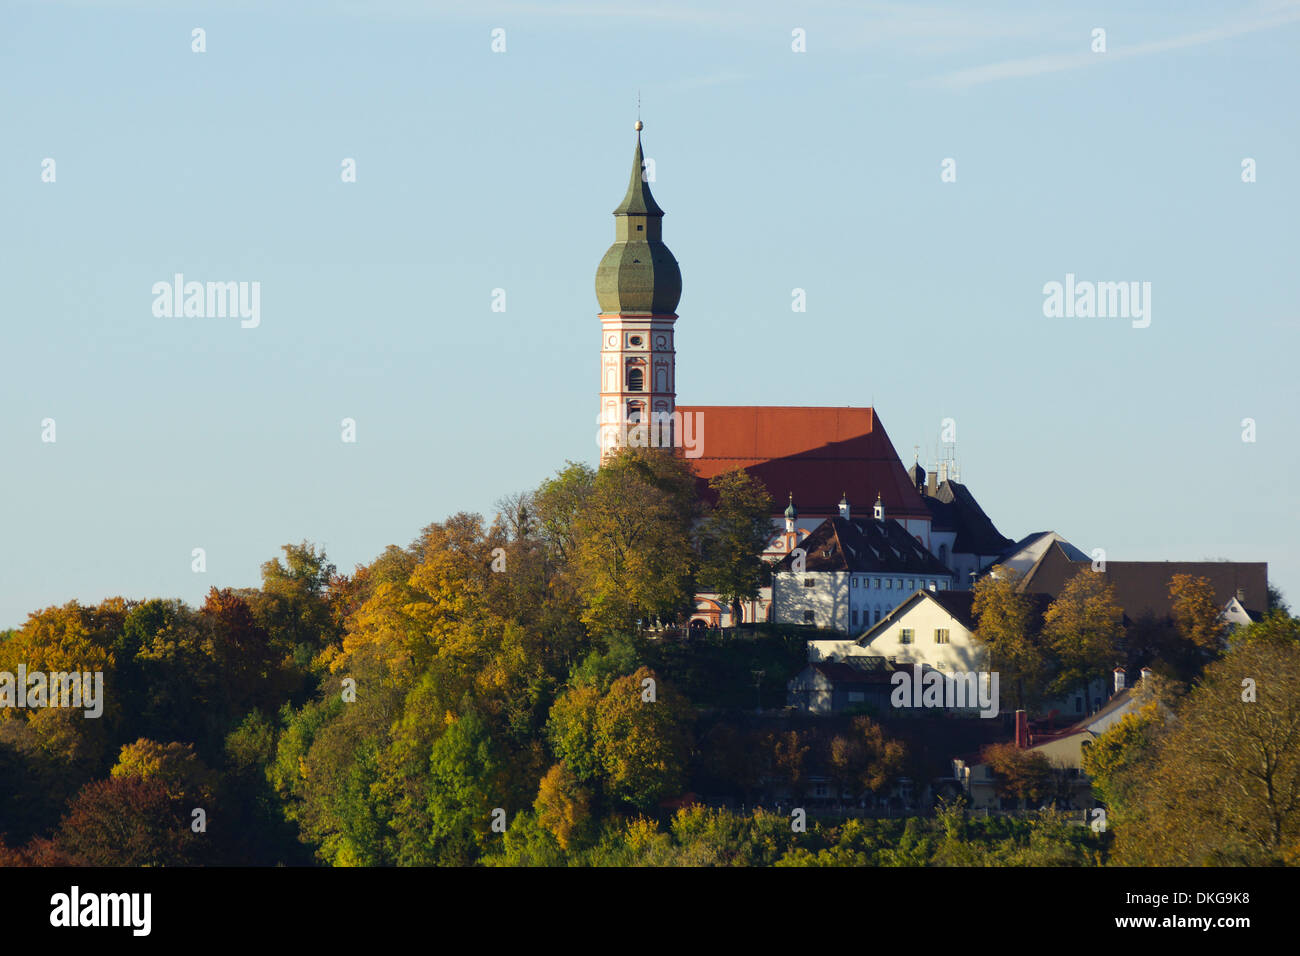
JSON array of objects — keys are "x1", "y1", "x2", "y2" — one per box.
[
  {"x1": 1113, "y1": 667, "x2": 1126, "y2": 695},
  {"x1": 1014, "y1": 710, "x2": 1029, "y2": 749}
]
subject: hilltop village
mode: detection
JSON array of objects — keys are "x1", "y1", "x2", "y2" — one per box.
[{"x1": 592, "y1": 122, "x2": 1271, "y2": 813}]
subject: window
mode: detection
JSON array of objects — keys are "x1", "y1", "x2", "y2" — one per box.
[
  {"x1": 935, "y1": 628, "x2": 950, "y2": 644},
  {"x1": 885, "y1": 578, "x2": 892, "y2": 589},
  {"x1": 873, "y1": 578, "x2": 880, "y2": 589},
  {"x1": 803, "y1": 610, "x2": 815, "y2": 624},
  {"x1": 896, "y1": 579, "x2": 903, "y2": 590},
  {"x1": 804, "y1": 578, "x2": 815, "y2": 588},
  {"x1": 852, "y1": 577, "x2": 859, "y2": 588},
  {"x1": 636, "y1": 224, "x2": 644, "y2": 231},
  {"x1": 852, "y1": 610, "x2": 859, "y2": 626},
  {"x1": 907, "y1": 579, "x2": 914, "y2": 591},
  {"x1": 847, "y1": 692, "x2": 865, "y2": 703},
  {"x1": 928, "y1": 580, "x2": 936, "y2": 591},
  {"x1": 874, "y1": 606, "x2": 882, "y2": 623},
  {"x1": 939, "y1": 543, "x2": 948, "y2": 564},
  {"x1": 814, "y1": 782, "x2": 828, "y2": 798},
  {"x1": 626, "y1": 367, "x2": 643, "y2": 391},
  {"x1": 629, "y1": 335, "x2": 642, "y2": 345},
  {"x1": 900, "y1": 628, "x2": 914, "y2": 644}
]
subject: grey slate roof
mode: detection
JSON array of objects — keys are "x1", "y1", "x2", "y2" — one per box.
[
  {"x1": 773, "y1": 515, "x2": 952, "y2": 576},
  {"x1": 921, "y1": 480, "x2": 1015, "y2": 556}
]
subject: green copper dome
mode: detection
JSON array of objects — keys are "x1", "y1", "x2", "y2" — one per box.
[
  {"x1": 785, "y1": 494, "x2": 798, "y2": 520},
  {"x1": 595, "y1": 127, "x2": 682, "y2": 315}
]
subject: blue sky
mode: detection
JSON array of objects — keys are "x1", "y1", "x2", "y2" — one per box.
[{"x1": 2, "y1": 0, "x2": 1297, "y2": 628}]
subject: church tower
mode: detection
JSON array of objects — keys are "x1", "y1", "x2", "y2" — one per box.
[{"x1": 596, "y1": 121, "x2": 682, "y2": 461}]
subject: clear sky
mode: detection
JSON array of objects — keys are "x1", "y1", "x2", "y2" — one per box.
[{"x1": 2, "y1": 0, "x2": 1297, "y2": 628}]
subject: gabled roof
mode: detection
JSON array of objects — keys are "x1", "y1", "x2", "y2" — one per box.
[
  {"x1": 678, "y1": 406, "x2": 931, "y2": 518},
  {"x1": 1028, "y1": 688, "x2": 1138, "y2": 747},
  {"x1": 922, "y1": 480, "x2": 1015, "y2": 556},
  {"x1": 855, "y1": 587, "x2": 1054, "y2": 644},
  {"x1": 996, "y1": 532, "x2": 1090, "y2": 573},
  {"x1": 926, "y1": 590, "x2": 979, "y2": 631},
  {"x1": 772, "y1": 516, "x2": 951, "y2": 576}
]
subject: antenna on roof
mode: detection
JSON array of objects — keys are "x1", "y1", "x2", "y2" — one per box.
[{"x1": 938, "y1": 417, "x2": 960, "y2": 484}]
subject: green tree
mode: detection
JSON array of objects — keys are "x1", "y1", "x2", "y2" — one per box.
[
  {"x1": 696, "y1": 469, "x2": 774, "y2": 626},
  {"x1": 425, "y1": 710, "x2": 506, "y2": 865}
]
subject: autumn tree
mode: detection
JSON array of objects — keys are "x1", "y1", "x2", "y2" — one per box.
[
  {"x1": 571, "y1": 447, "x2": 698, "y2": 633},
  {"x1": 1042, "y1": 568, "x2": 1123, "y2": 698},
  {"x1": 1112, "y1": 638, "x2": 1300, "y2": 865},
  {"x1": 1233, "y1": 607, "x2": 1300, "y2": 651},
  {"x1": 1169, "y1": 573, "x2": 1223, "y2": 652},
  {"x1": 593, "y1": 667, "x2": 694, "y2": 810},
  {"x1": 52, "y1": 775, "x2": 210, "y2": 866},
  {"x1": 981, "y1": 741, "x2": 1052, "y2": 808},
  {"x1": 547, "y1": 666, "x2": 693, "y2": 811},
  {"x1": 1080, "y1": 703, "x2": 1161, "y2": 820},
  {"x1": 828, "y1": 716, "x2": 907, "y2": 800},
  {"x1": 765, "y1": 729, "x2": 811, "y2": 798},
  {"x1": 972, "y1": 567, "x2": 1048, "y2": 712},
  {"x1": 695, "y1": 469, "x2": 774, "y2": 627},
  {"x1": 534, "y1": 762, "x2": 593, "y2": 851},
  {"x1": 111, "y1": 738, "x2": 216, "y2": 805}
]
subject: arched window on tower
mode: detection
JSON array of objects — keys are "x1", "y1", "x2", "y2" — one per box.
[
  {"x1": 939, "y1": 544, "x2": 948, "y2": 566},
  {"x1": 626, "y1": 401, "x2": 644, "y2": 424},
  {"x1": 627, "y1": 367, "x2": 644, "y2": 391}
]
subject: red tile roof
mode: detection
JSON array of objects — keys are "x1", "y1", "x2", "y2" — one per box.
[{"x1": 677, "y1": 405, "x2": 930, "y2": 518}]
